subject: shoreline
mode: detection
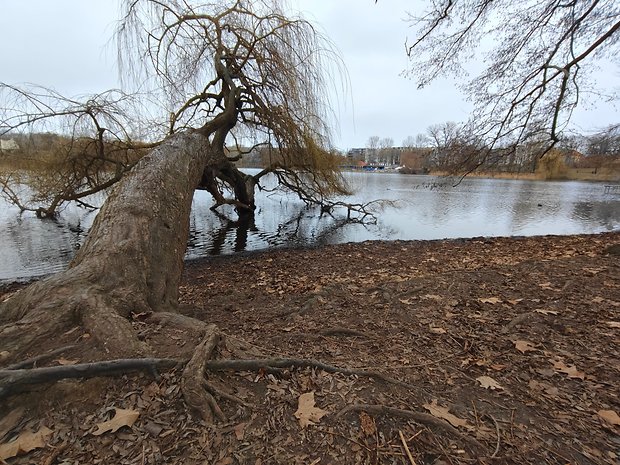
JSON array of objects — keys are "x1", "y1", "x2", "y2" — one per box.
[{"x1": 2, "y1": 230, "x2": 618, "y2": 291}]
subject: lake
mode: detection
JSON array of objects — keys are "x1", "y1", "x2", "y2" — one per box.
[{"x1": 1, "y1": 171, "x2": 619, "y2": 283}]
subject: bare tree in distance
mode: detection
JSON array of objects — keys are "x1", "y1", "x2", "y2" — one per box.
[
  {"x1": 379, "y1": 136, "x2": 397, "y2": 165},
  {"x1": 366, "y1": 135, "x2": 380, "y2": 163},
  {"x1": 402, "y1": 0, "x2": 620, "y2": 166},
  {"x1": 402, "y1": 136, "x2": 417, "y2": 149},
  {"x1": 586, "y1": 124, "x2": 620, "y2": 157}
]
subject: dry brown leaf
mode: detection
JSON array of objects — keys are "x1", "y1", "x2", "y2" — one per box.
[
  {"x1": 479, "y1": 297, "x2": 502, "y2": 304},
  {"x1": 399, "y1": 298, "x2": 414, "y2": 305},
  {"x1": 359, "y1": 411, "x2": 376, "y2": 436},
  {"x1": 55, "y1": 357, "x2": 79, "y2": 366},
  {"x1": 476, "y1": 376, "x2": 503, "y2": 390},
  {"x1": 0, "y1": 407, "x2": 25, "y2": 441},
  {"x1": 422, "y1": 399, "x2": 471, "y2": 429},
  {"x1": 0, "y1": 426, "x2": 53, "y2": 460},
  {"x1": 552, "y1": 361, "x2": 585, "y2": 380},
  {"x1": 429, "y1": 326, "x2": 447, "y2": 334},
  {"x1": 233, "y1": 422, "x2": 246, "y2": 440},
  {"x1": 535, "y1": 309, "x2": 559, "y2": 315},
  {"x1": 421, "y1": 294, "x2": 442, "y2": 301},
  {"x1": 92, "y1": 408, "x2": 140, "y2": 436},
  {"x1": 514, "y1": 340, "x2": 537, "y2": 353},
  {"x1": 597, "y1": 410, "x2": 620, "y2": 426},
  {"x1": 606, "y1": 321, "x2": 620, "y2": 329},
  {"x1": 0, "y1": 351, "x2": 9, "y2": 361},
  {"x1": 294, "y1": 392, "x2": 328, "y2": 428},
  {"x1": 507, "y1": 298, "x2": 524, "y2": 305}
]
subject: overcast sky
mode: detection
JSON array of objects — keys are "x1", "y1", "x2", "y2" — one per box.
[{"x1": 1, "y1": 1, "x2": 617, "y2": 149}]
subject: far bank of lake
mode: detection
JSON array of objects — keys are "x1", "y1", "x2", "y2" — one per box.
[{"x1": 0, "y1": 172, "x2": 619, "y2": 282}]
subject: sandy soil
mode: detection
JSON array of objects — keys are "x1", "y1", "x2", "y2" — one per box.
[{"x1": 1, "y1": 232, "x2": 619, "y2": 464}]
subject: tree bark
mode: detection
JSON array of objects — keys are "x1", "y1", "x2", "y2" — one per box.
[{"x1": 0, "y1": 131, "x2": 218, "y2": 359}]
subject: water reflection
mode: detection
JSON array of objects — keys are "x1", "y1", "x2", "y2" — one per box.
[{"x1": 1, "y1": 172, "x2": 619, "y2": 282}]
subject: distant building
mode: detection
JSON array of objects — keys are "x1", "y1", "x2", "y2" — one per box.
[{"x1": 0, "y1": 138, "x2": 20, "y2": 152}]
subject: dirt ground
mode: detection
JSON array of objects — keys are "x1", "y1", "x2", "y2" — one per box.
[{"x1": 1, "y1": 232, "x2": 619, "y2": 464}]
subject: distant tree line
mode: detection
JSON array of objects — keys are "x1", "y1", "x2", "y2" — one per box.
[{"x1": 341, "y1": 123, "x2": 620, "y2": 176}]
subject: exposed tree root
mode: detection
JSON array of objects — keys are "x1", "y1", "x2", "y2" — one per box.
[
  {"x1": 146, "y1": 312, "x2": 211, "y2": 337},
  {"x1": 0, "y1": 352, "x2": 424, "y2": 402},
  {"x1": 0, "y1": 358, "x2": 182, "y2": 399},
  {"x1": 4, "y1": 345, "x2": 75, "y2": 370},
  {"x1": 203, "y1": 379, "x2": 254, "y2": 409},
  {"x1": 181, "y1": 325, "x2": 224, "y2": 422},
  {"x1": 204, "y1": 358, "x2": 419, "y2": 391},
  {"x1": 336, "y1": 404, "x2": 484, "y2": 451}
]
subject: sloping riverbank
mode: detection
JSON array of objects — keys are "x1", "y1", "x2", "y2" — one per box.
[{"x1": 1, "y1": 232, "x2": 619, "y2": 464}]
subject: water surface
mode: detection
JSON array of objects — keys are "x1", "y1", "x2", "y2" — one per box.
[{"x1": 1, "y1": 172, "x2": 618, "y2": 282}]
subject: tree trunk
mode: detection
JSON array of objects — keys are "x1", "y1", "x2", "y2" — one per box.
[{"x1": 0, "y1": 131, "x2": 217, "y2": 359}]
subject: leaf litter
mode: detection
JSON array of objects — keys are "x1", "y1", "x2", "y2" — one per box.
[{"x1": 1, "y1": 232, "x2": 619, "y2": 464}]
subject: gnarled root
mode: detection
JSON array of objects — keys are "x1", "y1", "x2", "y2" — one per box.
[{"x1": 181, "y1": 325, "x2": 225, "y2": 423}]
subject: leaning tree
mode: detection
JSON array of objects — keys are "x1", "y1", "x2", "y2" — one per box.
[
  {"x1": 0, "y1": 0, "x2": 355, "y2": 366},
  {"x1": 402, "y1": 0, "x2": 620, "y2": 168}
]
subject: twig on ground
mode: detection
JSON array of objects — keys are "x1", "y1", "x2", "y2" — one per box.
[
  {"x1": 485, "y1": 414, "x2": 501, "y2": 458},
  {"x1": 471, "y1": 401, "x2": 480, "y2": 428},
  {"x1": 42, "y1": 441, "x2": 69, "y2": 465},
  {"x1": 399, "y1": 430, "x2": 418, "y2": 465}
]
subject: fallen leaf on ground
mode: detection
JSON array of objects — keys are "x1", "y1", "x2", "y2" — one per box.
[
  {"x1": 429, "y1": 326, "x2": 447, "y2": 334},
  {"x1": 233, "y1": 422, "x2": 246, "y2": 440},
  {"x1": 535, "y1": 309, "x2": 559, "y2": 315},
  {"x1": 0, "y1": 407, "x2": 25, "y2": 441},
  {"x1": 476, "y1": 376, "x2": 503, "y2": 390},
  {"x1": 294, "y1": 392, "x2": 328, "y2": 428},
  {"x1": 423, "y1": 400, "x2": 471, "y2": 429},
  {"x1": 598, "y1": 410, "x2": 620, "y2": 426},
  {"x1": 92, "y1": 408, "x2": 140, "y2": 436},
  {"x1": 606, "y1": 321, "x2": 620, "y2": 329},
  {"x1": 479, "y1": 297, "x2": 502, "y2": 304},
  {"x1": 359, "y1": 411, "x2": 376, "y2": 436},
  {"x1": 553, "y1": 361, "x2": 585, "y2": 380},
  {"x1": 0, "y1": 351, "x2": 9, "y2": 361},
  {"x1": 0, "y1": 426, "x2": 53, "y2": 460},
  {"x1": 422, "y1": 294, "x2": 442, "y2": 301},
  {"x1": 507, "y1": 298, "x2": 523, "y2": 305},
  {"x1": 514, "y1": 340, "x2": 537, "y2": 353},
  {"x1": 55, "y1": 357, "x2": 79, "y2": 365}
]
